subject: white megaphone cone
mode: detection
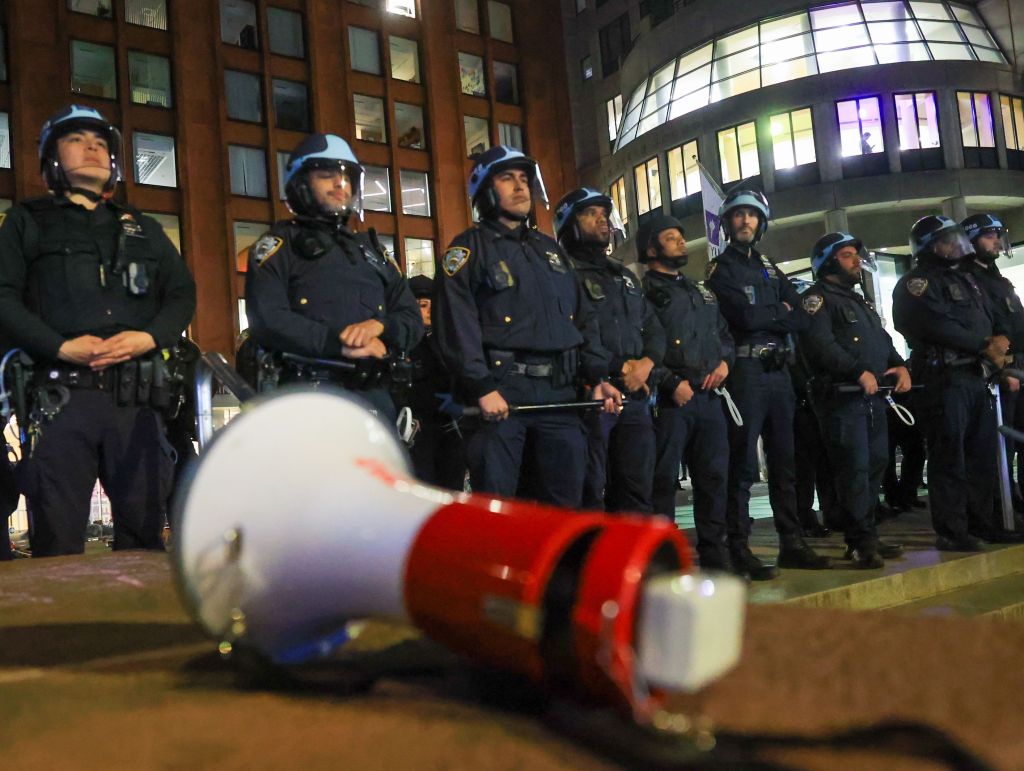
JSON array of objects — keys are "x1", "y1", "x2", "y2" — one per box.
[{"x1": 172, "y1": 389, "x2": 745, "y2": 718}]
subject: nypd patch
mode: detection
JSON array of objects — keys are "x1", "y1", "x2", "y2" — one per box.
[
  {"x1": 705, "y1": 260, "x2": 718, "y2": 280},
  {"x1": 697, "y1": 282, "x2": 717, "y2": 304},
  {"x1": 251, "y1": 234, "x2": 284, "y2": 268},
  {"x1": 907, "y1": 277, "x2": 928, "y2": 297},
  {"x1": 443, "y1": 246, "x2": 470, "y2": 277},
  {"x1": 802, "y1": 294, "x2": 824, "y2": 315}
]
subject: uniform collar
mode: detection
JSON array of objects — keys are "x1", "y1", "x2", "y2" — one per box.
[
  {"x1": 723, "y1": 242, "x2": 760, "y2": 263},
  {"x1": 646, "y1": 268, "x2": 686, "y2": 283},
  {"x1": 481, "y1": 218, "x2": 533, "y2": 242}
]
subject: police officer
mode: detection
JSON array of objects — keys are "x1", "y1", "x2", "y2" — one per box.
[
  {"x1": 0, "y1": 105, "x2": 196, "y2": 557},
  {"x1": 398, "y1": 274, "x2": 466, "y2": 491},
  {"x1": 554, "y1": 187, "x2": 663, "y2": 512},
  {"x1": 433, "y1": 147, "x2": 620, "y2": 507},
  {"x1": 245, "y1": 134, "x2": 423, "y2": 421},
  {"x1": 704, "y1": 190, "x2": 830, "y2": 577},
  {"x1": 799, "y1": 233, "x2": 910, "y2": 567},
  {"x1": 640, "y1": 215, "x2": 735, "y2": 569},
  {"x1": 961, "y1": 213, "x2": 1024, "y2": 532},
  {"x1": 893, "y1": 215, "x2": 1011, "y2": 550}
]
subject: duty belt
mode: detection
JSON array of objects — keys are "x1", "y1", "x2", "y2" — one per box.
[
  {"x1": 735, "y1": 343, "x2": 791, "y2": 359},
  {"x1": 509, "y1": 362, "x2": 554, "y2": 377},
  {"x1": 36, "y1": 366, "x2": 114, "y2": 390}
]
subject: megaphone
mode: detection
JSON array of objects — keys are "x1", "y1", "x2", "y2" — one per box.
[{"x1": 172, "y1": 389, "x2": 745, "y2": 720}]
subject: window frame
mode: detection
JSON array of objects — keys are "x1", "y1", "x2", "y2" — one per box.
[
  {"x1": 769, "y1": 106, "x2": 817, "y2": 170},
  {"x1": 227, "y1": 144, "x2": 270, "y2": 199},
  {"x1": 132, "y1": 130, "x2": 178, "y2": 188},
  {"x1": 716, "y1": 120, "x2": 759, "y2": 184},
  {"x1": 633, "y1": 155, "x2": 662, "y2": 217}
]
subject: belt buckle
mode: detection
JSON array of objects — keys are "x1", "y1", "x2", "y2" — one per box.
[
  {"x1": 67, "y1": 370, "x2": 81, "y2": 387},
  {"x1": 525, "y1": 363, "x2": 547, "y2": 378}
]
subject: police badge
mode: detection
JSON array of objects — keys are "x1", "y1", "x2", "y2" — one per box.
[
  {"x1": 906, "y1": 277, "x2": 928, "y2": 297},
  {"x1": 802, "y1": 294, "x2": 824, "y2": 315},
  {"x1": 546, "y1": 251, "x2": 567, "y2": 273},
  {"x1": 251, "y1": 234, "x2": 284, "y2": 268},
  {"x1": 442, "y1": 246, "x2": 470, "y2": 277}
]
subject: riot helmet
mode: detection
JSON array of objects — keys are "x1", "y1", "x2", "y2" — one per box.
[
  {"x1": 636, "y1": 214, "x2": 687, "y2": 267},
  {"x1": 961, "y1": 213, "x2": 1011, "y2": 262},
  {"x1": 553, "y1": 187, "x2": 625, "y2": 248},
  {"x1": 719, "y1": 189, "x2": 770, "y2": 244},
  {"x1": 467, "y1": 145, "x2": 548, "y2": 222},
  {"x1": 284, "y1": 134, "x2": 364, "y2": 222},
  {"x1": 810, "y1": 232, "x2": 875, "y2": 280},
  {"x1": 910, "y1": 215, "x2": 973, "y2": 262},
  {"x1": 38, "y1": 104, "x2": 122, "y2": 198}
]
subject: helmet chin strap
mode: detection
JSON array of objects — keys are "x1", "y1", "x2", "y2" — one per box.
[{"x1": 67, "y1": 186, "x2": 106, "y2": 203}]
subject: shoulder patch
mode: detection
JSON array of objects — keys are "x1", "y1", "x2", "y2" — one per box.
[
  {"x1": 802, "y1": 294, "x2": 824, "y2": 315},
  {"x1": 0, "y1": 212, "x2": 7, "y2": 228},
  {"x1": 697, "y1": 281, "x2": 717, "y2": 304},
  {"x1": 251, "y1": 234, "x2": 284, "y2": 268},
  {"x1": 705, "y1": 260, "x2": 718, "y2": 280},
  {"x1": 442, "y1": 246, "x2": 471, "y2": 277},
  {"x1": 906, "y1": 277, "x2": 928, "y2": 297}
]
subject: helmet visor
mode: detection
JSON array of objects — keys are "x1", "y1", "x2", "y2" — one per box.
[
  {"x1": 301, "y1": 159, "x2": 364, "y2": 220},
  {"x1": 975, "y1": 228, "x2": 1013, "y2": 260},
  {"x1": 929, "y1": 228, "x2": 974, "y2": 262}
]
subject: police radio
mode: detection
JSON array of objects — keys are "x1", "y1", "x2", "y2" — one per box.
[{"x1": 171, "y1": 389, "x2": 745, "y2": 721}]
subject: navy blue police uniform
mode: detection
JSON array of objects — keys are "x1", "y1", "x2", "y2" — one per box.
[
  {"x1": 799, "y1": 275, "x2": 905, "y2": 564},
  {"x1": 569, "y1": 244, "x2": 664, "y2": 512},
  {"x1": 644, "y1": 267, "x2": 735, "y2": 568},
  {"x1": 705, "y1": 247, "x2": 811, "y2": 546},
  {"x1": 434, "y1": 219, "x2": 606, "y2": 507},
  {"x1": 892, "y1": 217, "x2": 1007, "y2": 549},
  {"x1": 397, "y1": 275, "x2": 466, "y2": 491},
  {"x1": 244, "y1": 218, "x2": 422, "y2": 421},
  {"x1": 0, "y1": 197, "x2": 195, "y2": 556}
]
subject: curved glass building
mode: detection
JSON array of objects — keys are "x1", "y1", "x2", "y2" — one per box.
[{"x1": 562, "y1": 0, "x2": 1023, "y2": 338}]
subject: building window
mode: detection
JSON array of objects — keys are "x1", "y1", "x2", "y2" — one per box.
[
  {"x1": 71, "y1": 41, "x2": 117, "y2": 100},
  {"x1": 395, "y1": 102, "x2": 425, "y2": 149},
  {"x1": 770, "y1": 107, "x2": 815, "y2": 169},
  {"x1": 68, "y1": 0, "x2": 113, "y2": 18},
  {"x1": 386, "y1": 0, "x2": 416, "y2": 18},
  {"x1": 389, "y1": 36, "x2": 421, "y2": 83},
  {"x1": 957, "y1": 91, "x2": 995, "y2": 149},
  {"x1": 234, "y1": 221, "x2": 269, "y2": 273},
  {"x1": 225, "y1": 70, "x2": 263, "y2": 122},
  {"x1": 129, "y1": 52, "x2": 172, "y2": 108},
  {"x1": 145, "y1": 212, "x2": 181, "y2": 252},
  {"x1": 581, "y1": 55, "x2": 593, "y2": 81},
  {"x1": 609, "y1": 176, "x2": 628, "y2": 236},
  {"x1": 666, "y1": 140, "x2": 700, "y2": 201},
  {"x1": 599, "y1": 12, "x2": 631, "y2": 78},
  {"x1": 221, "y1": 0, "x2": 259, "y2": 50},
  {"x1": 494, "y1": 61, "x2": 518, "y2": 104},
  {"x1": 894, "y1": 92, "x2": 940, "y2": 150},
  {"x1": 717, "y1": 121, "x2": 758, "y2": 184},
  {"x1": 268, "y1": 8, "x2": 305, "y2": 58},
  {"x1": 228, "y1": 145, "x2": 268, "y2": 198},
  {"x1": 464, "y1": 115, "x2": 490, "y2": 156},
  {"x1": 400, "y1": 170, "x2": 430, "y2": 216},
  {"x1": 276, "y1": 150, "x2": 289, "y2": 200},
  {"x1": 349, "y1": 27, "x2": 382, "y2": 75},
  {"x1": 125, "y1": 0, "x2": 168, "y2": 30},
  {"x1": 455, "y1": 0, "x2": 479, "y2": 33},
  {"x1": 272, "y1": 79, "x2": 309, "y2": 132},
  {"x1": 498, "y1": 122, "x2": 522, "y2": 150},
  {"x1": 404, "y1": 238, "x2": 434, "y2": 278},
  {"x1": 488, "y1": 2, "x2": 514, "y2": 43},
  {"x1": 633, "y1": 156, "x2": 661, "y2": 216},
  {"x1": 1000, "y1": 94, "x2": 1024, "y2": 165},
  {"x1": 836, "y1": 96, "x2": 883, "y2": 157},
  {"x1": 606, "y1": 95, "x2": 623, "y2": 142},
  {"x1": 459, "y1": 52, "x2": 486, "y2": 97},
  {"x1": 0, "y1": 112, "x2": 11, "y2": 169},
  {"x1": 133, "y1": 132, "x2": 176, "y2": 187},
  {"x1": 354, "y1": 94, "x2": 387, "y2": 143},
  {"x1": 1001, "y1": 95, "x2": 1024, "y2": 150},
  {"x1": 363, "y1": 165, "x2": 392, "y2": 212}
]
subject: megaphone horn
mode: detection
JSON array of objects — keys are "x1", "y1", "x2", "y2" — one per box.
[{"x1": 172, "y1": 389, "x2": 745, "y2": 719}]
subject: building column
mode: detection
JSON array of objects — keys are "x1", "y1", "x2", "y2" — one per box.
[
  {"x1": 824, "y1": 208, "x2": 849, "y2": 233},
  {"x1": 942, "y1": 196, "x2": 968, "y2": 222}
]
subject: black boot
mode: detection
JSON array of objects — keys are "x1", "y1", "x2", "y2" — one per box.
[
  {"x1": 729, "y1": 542, "x2": 778, "y2": 581},
  {"x1": 936, "y1": 534, "x2": 984, "y2": 552},
  {"x1": 844, "y1": 541, "x2": 884, "y2": 569},
  {"x1": 777, "y1": 535, "x2": 832, "y2": 570},
  {"x1": 798, "y1": 510, "x2": 832, "y2": 538}
]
